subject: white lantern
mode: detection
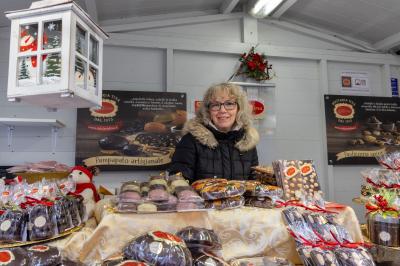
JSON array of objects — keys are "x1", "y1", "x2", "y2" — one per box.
[{"x1": 6, "y1": 0, "x2": 108, "y2": 109}]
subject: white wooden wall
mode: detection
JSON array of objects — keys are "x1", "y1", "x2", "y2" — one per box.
[{"x1": 1, "y1": 17, "x2": 400, "y2": 220}]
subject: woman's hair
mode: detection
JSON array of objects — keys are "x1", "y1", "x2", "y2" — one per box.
[{"x1": 197, "y1": 82, "x2": 253, "y2": 128}]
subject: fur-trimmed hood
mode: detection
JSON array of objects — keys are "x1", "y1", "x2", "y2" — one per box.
[{"x1": 183, "y1": 118, "x2": 259, "y2": 152}]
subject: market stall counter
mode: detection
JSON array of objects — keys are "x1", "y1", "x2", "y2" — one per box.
[{"x1": 67, "y1": 199, "x2": 363, "y2": 265}]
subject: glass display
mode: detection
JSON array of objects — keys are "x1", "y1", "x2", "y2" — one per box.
[
  {"x1": 89, "y1": 36, "x2": 98, "y2": 64},
  {"x1": 19, "y1": 24, "x2": 38, "y2": 53},
  {"x1": 88, "y1": 66, "x2": 97, "y2": 94},
  {"x1": 17, "y1": 56, "x2": 37, "y2": 86},
  {"x1": 43, "y1": 20, "x2": 62, "y2": 50},
  {"x1": 75, "y1": 25, "x2": 86, "y2": 55},
  {"x1": 75, "y1": 56, "x2": 86, "y2": 89},
  {"x1": 42, "y1": 53, "x2": 61, "y2": 84}
]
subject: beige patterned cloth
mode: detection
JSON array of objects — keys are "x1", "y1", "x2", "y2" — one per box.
[{"x1": 59, "y1": 200, "x2": 363, "y2": 265}]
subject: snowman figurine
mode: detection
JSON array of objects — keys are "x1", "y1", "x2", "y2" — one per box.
[{"x1": 68, "y1": 165, "x2": 100, "y2": 221}]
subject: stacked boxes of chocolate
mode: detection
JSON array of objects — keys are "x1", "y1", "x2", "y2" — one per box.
[
  {"x1": 192, "y1": 179, "x2": 245, "y2": 210},
  {"x1": 252, "y1": 165, "x2": 277, "y2": 185},
  {"x1": 272, "y1": 160, "x2": 322, "y2": 203},
  {"x1": 282, "y1": 207, "x2": 375, "y2": 266},
  {"x1": 0, "y1": 177, "x2": 85, "y2": 244},
  {"x1": 359, "y1": 151, "x2": 400, "y2": 247},
  {"x1": 117, "y1": 174, "x2": 205, "y2": 213},
  {"x1": 243, "y1": 180, "x2": 282, "y2": 208}
]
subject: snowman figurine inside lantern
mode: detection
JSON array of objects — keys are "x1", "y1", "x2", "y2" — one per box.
[{"x1": 6, "y1": 0, "x2": 108, "y2": 109}]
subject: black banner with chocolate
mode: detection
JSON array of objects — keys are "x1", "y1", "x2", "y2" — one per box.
[
  {"x1": 324, "y1": 94, "x2": 400, "y2": 165},
  {"x1": 75, "y1": 91, "x2": 187, "y2": 170}
]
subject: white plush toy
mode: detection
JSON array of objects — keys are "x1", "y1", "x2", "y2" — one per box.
[{"x1": 68, "y1": 166, "x2": 100, "y2": 221}]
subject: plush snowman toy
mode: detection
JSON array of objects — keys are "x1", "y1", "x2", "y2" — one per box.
[{"x1": 68, "y1": 166, "x2": 100, "y2": 221}]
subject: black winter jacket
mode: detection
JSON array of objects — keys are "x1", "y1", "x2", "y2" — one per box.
[{"x1": 168, "y1": 119, "x2": 259, "y2": 183}]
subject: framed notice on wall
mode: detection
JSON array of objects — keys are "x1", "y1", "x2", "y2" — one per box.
[
  {"x1": 324, "y1": 94, "x2": 400, "y2": 165},
  {"x1": 75, "y1": 90, "x2": 187, "y2": 170}
]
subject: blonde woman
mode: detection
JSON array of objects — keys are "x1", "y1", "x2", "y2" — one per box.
[{"x1": 169, "y1": 82, "x2": 259, "y2": 183}]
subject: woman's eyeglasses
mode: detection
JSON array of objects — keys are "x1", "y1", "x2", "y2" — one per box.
[{"x1": 208, "y1": 100, "x2": 237, "y2": 111}]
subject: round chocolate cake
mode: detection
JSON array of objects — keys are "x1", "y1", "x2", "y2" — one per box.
[
  {"x1": 0, "y1": 248, "x2": 29, "y2": 266},
  {"x1": 123, "y1": 231, "x2": 192, "y2": 266},
  {"x1": 176, "y1": 226, "x2": 221, "y2": 250}
]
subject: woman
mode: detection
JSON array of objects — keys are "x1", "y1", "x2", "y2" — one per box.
[{"x1": 168, "y1": 82, "x2": 259, "y2": 183}]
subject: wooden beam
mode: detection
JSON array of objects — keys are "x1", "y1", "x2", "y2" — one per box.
[
  {"x1": 271, "y1": 0, "x2": 297, "y2": 18},
  {"x1": 99, "y1": 10, "x2": 219, "y2": 26},
  {"x1": 374, "y1": 31, "x2": 400, "y2": 52},
  {"x1": 220, "y1": 0, "x2": 240, "y2": 14},
  {"x1": 261, "y1": 19, "x2": 377, "y2": 53},
  {"x1": 102, "y1": 13, "x2": 244, "y2": 33},
  {"x1": 84, "y1": 0, "x2": 98, "y2": 22},
  {"x1": 104, "y1": 32, "x2": 400, "y2": 65}
]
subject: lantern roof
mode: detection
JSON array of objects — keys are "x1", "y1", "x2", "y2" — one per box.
[{"x1": 5, "y1": 0, "x2": 108, "y2": 39}]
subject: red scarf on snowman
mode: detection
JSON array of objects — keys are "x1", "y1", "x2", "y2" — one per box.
[{"x1": 71, "y1": 166, "x2": 100, "y2": 202}]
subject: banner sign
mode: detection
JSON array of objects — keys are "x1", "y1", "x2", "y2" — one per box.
[
  {"x1": 324, "y1": 94, "x2": 400, "y2": 165},
  {"x1": 76, "y1": 90, "x2": 187, "y2": 170}
]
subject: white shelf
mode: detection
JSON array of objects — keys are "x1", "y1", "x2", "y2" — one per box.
[
  {"x1": 0, "y1": 118, "x2": 65, "y2": 153},
  {"x1": 0, "y1": 118, "x2": 65, "y2": 128}
]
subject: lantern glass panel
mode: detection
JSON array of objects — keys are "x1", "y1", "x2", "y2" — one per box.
[
  {"x1": 76, "y1": 25, "x2": 87, "y2": 56},
  {"x1": 75, "y1": 56, "x2": 86, "y2": 89},
  {"x1": 89, "y1": 36, "x2": 98, "y2": 64},
  {"x1": 43, "y1": 20, "x2": 62, "y2": 50},
  {"x1": 17, "y1": 56, "x2": 37, "y2": 86},
  {"x1": 19, "y1": 24, "x2": 38, "y2": 53},
  {"x1": 88, "y1": 66, "x2": 97, "y2": 95},
  {"x1": 42, "y1": 53, "x2": 61, "y2": 84}
]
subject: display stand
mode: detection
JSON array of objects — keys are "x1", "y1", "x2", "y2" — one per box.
[{"x1": 0, "y1": 118, "x2": 65, "y2": 153}]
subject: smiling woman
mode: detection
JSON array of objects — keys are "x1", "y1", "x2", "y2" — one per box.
[{"x1": 168, "y1": 82, "x2": 260, "y2": 183}]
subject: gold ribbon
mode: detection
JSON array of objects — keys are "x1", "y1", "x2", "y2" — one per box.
[
  {"x1": 336, "y1": 148, "x2": 386, "y2": 161},
  {"x1": 84, "y1": 155, "x2": 171, "y2": 167}
]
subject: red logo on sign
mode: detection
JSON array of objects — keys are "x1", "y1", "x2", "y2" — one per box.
[
  {"x1": 250, "y1": 100, "x2": 265, "y2": 115},
  {"x1": 94, "y1": 101, "x2": 115, "y2": 115}
]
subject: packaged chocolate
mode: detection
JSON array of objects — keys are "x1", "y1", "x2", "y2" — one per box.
[
  {"x1": 156, "y1": 195, "x2": 178, "y2": 211},
  {"x1": 376, "y1": 151, "x2": 400, "y2": 170},
  {"x1": 65, "y1": 196, "x2": 82, "y2": 227},
  {"x1": 296, "y1": 245, "x2": 313, "y2": 266},
  {"x1": 244, "y1": 197, "x2": 273, "y2": 208},
  {"x1": 252, "y1": 165, "x2": 277, "y2": 186},
  {"x1": 149, "y1": 178, "x2": 168, "y2": 191},
  {"x1": 282, "y1": 207, "x2": 306, "y2": 226},
  {"x1": 118, "y1": 202, "x2": 138, "y2": 212},
  {"x1": 175, "y1": 187, "x2": 204, "y2": 203},
  {"x1": 200, "y1": 181, "x2": 245, "y2": 200},
  {"x1": 119, "y1": 191, "x2": 141, "y2": 203},
  {"x1": 27, "y1": 245, "x2": 62, "y2": 266},
  {"x1": 121, "y1": 181, "x2": 141, "y2": 193},
  {"x1": 148, "y1": 187, "x2": 169, "y2": 202},
  {"x1": 0, "y1": 209, "x2": 27, "y2": 242},
  {"x1": 309, "y1": 248, "x2": 340, "y2": 266},
  {"x1": 205, "y1": 196, "x2": 244, "y2": 210},
  {"x1": 302, "y1": 212, "x2": 336, "y2": 243},
  {"x1": 191, "y1": 251, "x2": 228, "y2": 266},
  {"x1": 176, "y1": 226, "x2": 221, "y2": 250},
  {"x1": 140, "y1": 182, "x2": 150, "y2": 197},
  {"x1": 368, "y1": 213, "x2": 400, "y2": 247},
  {"x1": 27, "y1": 204, "x2": 57, "y2": 241},
  {"x1": 192, "y1": 179, "x2": 227, "y2": 192},
  {"x1": 244, "y1": 181, "x2": 282, "y2": 198},
  {"x1": 137, "y1": 202, "x2": 157, "y2": 213},
  {"x1": 123, "y1": 231, "x2": 192, "y2": 266},
  {"x1": 334, "y1": 247, "x2": 375, "y2": 266},
  {"x1": 298, "y1": 160, "x2": 321, "y2": 201},
  {"x1": 53, "y1": 197, "x2": 73, "y2": 234},
  {"x1": 0, "y1": 247, "x2": 29, "y2": 266}
]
